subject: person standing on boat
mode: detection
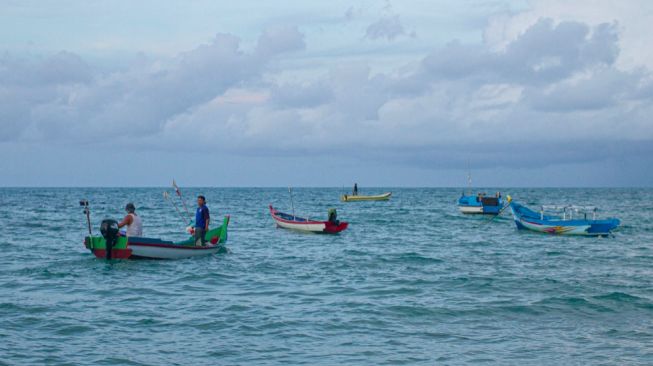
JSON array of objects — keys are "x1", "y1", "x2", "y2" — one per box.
[
  {"x1": 118, "y1": 203, "x2": 143, "y2": 237},
  {"x1": 353, "y1": 183, "x2": 358, "y2": 196},
  {"x1": 194, "y1": 195, "x2": 210, "y2": 246}
]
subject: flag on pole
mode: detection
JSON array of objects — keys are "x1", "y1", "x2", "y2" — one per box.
[{"x1": 173, "y1": 179, "x2": 181, "y2": 197}]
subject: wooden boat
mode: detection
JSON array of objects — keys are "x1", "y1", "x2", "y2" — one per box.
[
  {"x1": 458, "y1": 193, "x2": 504, "y2": 215},
  {"x1": 340, "y1": 192, "x2": 391, "y2": 202},
  {"x1": 84, "y1": 216, "x2": 230, "y2": 259},
  {"x1": 509, "y1": 198, "x2": 619, "y2": 236},
  {"x1": 269, "y1": 205, "x2": 348, "y2": 233}
]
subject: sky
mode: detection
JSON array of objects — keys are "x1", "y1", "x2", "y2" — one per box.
[{"x1": 0, "y1": 0, "x2": 652, "y2": 187}]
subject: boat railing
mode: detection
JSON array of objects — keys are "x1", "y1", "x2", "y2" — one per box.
[{"x1": 540, "y1": 205, "x2": 598, "y2": 220}]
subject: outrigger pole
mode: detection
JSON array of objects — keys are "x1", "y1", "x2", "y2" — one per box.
[
  {"x1": 164, "y1": 191, "x2": 188, "y2": 228},
  {"x1": 172, "y1": 179, "x2": 192, "y2": 220}
]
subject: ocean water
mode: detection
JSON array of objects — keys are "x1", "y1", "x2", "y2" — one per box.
[{"x1": 0, "y1": 187, "x2": 652, "y2": 365}]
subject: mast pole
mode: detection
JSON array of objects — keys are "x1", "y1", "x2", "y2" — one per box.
[{"x1": 288, "y1": 187, "x2": 296, "y2": 219}]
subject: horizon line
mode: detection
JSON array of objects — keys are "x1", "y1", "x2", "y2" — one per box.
[{"x1": 0, "y1": 185, "x2": 651, "y2": 189}]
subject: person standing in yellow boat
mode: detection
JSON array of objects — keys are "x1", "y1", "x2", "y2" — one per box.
[{"x1": 353, "y1": 183, "x2": 358, "y2": 196}]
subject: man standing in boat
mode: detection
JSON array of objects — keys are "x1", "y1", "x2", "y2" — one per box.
[
  {"x1": 118, "y1": 203, "x2": 143, "y2": 237},
  {"x1": 353, "y1": 183, "x2": 358, "y2": 196},
  {"x1": 194, "y1": 195, "x2": 210, "y2": 246}
]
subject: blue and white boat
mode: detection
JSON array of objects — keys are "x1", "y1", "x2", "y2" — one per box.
[
  {"x1": 458, "y1": 192, "x2": 504, "y2": 215},
  {"x1": 508, "y1": 197, "x2": 620, "y2": 236},
  {"x1": 457, "y1": 168, "x2": 504, "y2": 215}
]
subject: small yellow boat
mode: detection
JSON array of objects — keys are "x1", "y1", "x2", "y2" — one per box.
[{"x1": 340, "y1": 192, "x2": 392, "y2": 202}]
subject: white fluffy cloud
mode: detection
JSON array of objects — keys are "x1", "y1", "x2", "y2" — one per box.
[
  {"x1": 484, "y1": 0, "x2": 653, "y2": 70},
  {"x1": 1, "y1": 7, "x2": 652, "y2": 172}
]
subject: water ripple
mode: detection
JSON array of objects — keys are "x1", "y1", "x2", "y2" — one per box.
[{"x1": 0, "y1": 187, "x2": 652, "y2": 365}]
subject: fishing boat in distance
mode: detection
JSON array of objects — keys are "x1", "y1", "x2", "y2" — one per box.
[
  {"x1": 269, "y1": 205, "x2": 348, "y2": 233},
  {"x1": 84, "y1": 216, "x2": 230, "y2": 259},
  {"x1": 508, "y1": 197, "x2": 620, "y2": 236},
  {"x1": 458, "y1": 192, "x2": 504, "y2": 214},
  {"x1": 456, "y1": 166, "x2": 503, "y2": 214},
  {"x1": 340, "y1": 192, "x2": 392, "y2": 202}
]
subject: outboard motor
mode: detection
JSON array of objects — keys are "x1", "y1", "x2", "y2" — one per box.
[
  {"x1": 100, "y1": 219, "x2": 119, "y2": 260},
  {"x1": 327, "y1": 208, "x2": 339, "y2": 225}
]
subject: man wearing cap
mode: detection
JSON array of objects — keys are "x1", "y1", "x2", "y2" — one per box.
[
  {"x1": 194, "y1": 195, "x2": 210, "y2": 246},
  {"x1": 118, "y1": 203, "x2": 143, "y2": 237}
]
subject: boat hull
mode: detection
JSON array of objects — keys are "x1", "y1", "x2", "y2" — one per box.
[
  {"x1": 458, "y1": 205, "x2": 484, "y2": 214},
  {"x1": 513, "y1": 218, "x2": 592, "y2": 235},
  {"x1": 84, "y1": 216, "x2": 230, "y2": 259},
  {"x1": 275, "y1": 220, "x2": 327, "y2": 232},
  {"x1": 340, "y1": 192, "x2": 391, "y2": 202},
  {"x1": 269, "y1": 205, "x2": 348, "y2": 233},
  {"x1": 458, "y1": 194, "x2": 503, "y2": 215},
  {"x1": 510, "y1": 202, "x2": 619, "y2": 236},
  {"x1": 128, "y1": 242, "x2": 222, "y2": 259}
]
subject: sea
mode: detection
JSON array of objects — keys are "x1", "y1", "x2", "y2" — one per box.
[{"x1": 0, "y1": 187, "x2": 651, "y2": 365}]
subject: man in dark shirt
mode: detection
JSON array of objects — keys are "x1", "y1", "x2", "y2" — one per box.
[{"x1": 194, "y1": 195, "x2": 210, "y2": 246}]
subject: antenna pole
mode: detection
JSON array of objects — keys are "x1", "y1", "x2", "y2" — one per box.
[
  {"x1": 84, "y1": 204, "x2": 92, "y2": 236},
  {"x1": 467, "y1": 160, "x2": 472, "y2": 194},
  {"x1": 288, "y1": 187, "x2": 296, "y2": 218}
]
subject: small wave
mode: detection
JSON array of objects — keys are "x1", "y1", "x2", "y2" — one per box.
[
  {"x1": 534, "y1": 296, "x2": 614, "y2": 314},
  {"x1": 592, "y1": 292, "x2": 653, "y2": 309},
  {"x1": 379, "y1": 252, "x2": 443, "y2": 264},
  {"x1": 55, "y1": 324, "x2": 93, "y2": 335},
  {"x1": 545, "y1": 251, "x2": 564, "y2": 256}
]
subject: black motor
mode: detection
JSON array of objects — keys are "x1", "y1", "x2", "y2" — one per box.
[{"x1": 100, "y1": 219, "x2": 119, "y2": 260}]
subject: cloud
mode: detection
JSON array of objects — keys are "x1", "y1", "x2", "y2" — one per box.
[
  {"x1": 524, "y1": 67, "x2": 643, "y2": 112},
  {"x1": 0, "y1": 51, "x2": 92, "y2": 87},
  {"x1": 0, "y1": 27, "x2": 305, "y2": 143},
  {"x1": 344, "y1": 6, "x2": 361, "y2": 22},
  {"x1": 1, "y1": 14, "x2": 652, "y2": 176},
  {"x1": 256, "y1": 25, "x2": 305, "y2": 57},
  {"x1": 484, "y1": 0, "x2": 653, "y2": 71},
  {"x1": 365, "y1": 15, "x2": 411, "y2": 41},
  {"x1": 270, "y1": 81, "x2": 333, "y2": 108},
  {"x1": 422, "y1": 19, "x2": 619, "y2": 85}
]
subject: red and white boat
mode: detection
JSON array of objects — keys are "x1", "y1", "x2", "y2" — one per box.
[{"x1": 269, "y1": 205, "x2": 348, "y2": 234}]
